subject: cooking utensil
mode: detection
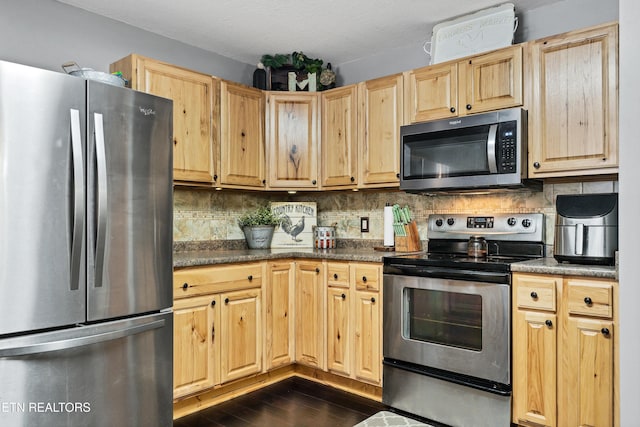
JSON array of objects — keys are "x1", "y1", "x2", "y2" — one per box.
[
  {"x1": 467, "y1": 236, "x2": 488, "y2": 258},
  {"x1": 62, "y1": 61, "x2": 126, "y2": 87}
]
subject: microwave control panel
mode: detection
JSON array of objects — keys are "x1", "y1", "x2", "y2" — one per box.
[{"x1": 497, "y1": 122, "x2": 517, "y2": 173}]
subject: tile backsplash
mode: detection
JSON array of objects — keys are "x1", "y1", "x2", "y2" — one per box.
[{"x1": 173, "y1": 180, "x2": 618, "y2": 250}]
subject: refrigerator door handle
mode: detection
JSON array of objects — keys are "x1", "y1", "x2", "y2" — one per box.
[
  {"x1": 93, "y1": 112, "x2": 108, "y2": 288},
  {"x1": 69, "y1": 109, "x2": 84, "y2": 291},
  {"x1": 0, "y1": 318, "x2": 165, "y2": 357}
]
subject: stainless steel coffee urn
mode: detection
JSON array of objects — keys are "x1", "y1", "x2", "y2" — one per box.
[{"x1": 553, "y1": 193, "x2": 618, "y2": 265}]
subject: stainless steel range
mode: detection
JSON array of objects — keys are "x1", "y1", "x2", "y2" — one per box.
[{"x1": 382, "y1": 213, "x2": 545, "y2": 427}]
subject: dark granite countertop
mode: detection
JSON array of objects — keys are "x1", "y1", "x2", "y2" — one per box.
[
  {"x1": 511, "y1": 257, "x2": 617, "y2": 280},
  {"x1": 173, "y1": 247, "x2": 417, "y2": 268}
]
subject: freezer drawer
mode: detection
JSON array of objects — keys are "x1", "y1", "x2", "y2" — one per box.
[{"x1": 0, "y1": 312, "x2": 173, "y2": 427}]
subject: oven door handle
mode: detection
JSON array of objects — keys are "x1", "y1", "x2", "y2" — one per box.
[{"x1": 384, "y1": 265, "x2": 510, "y2": 284}]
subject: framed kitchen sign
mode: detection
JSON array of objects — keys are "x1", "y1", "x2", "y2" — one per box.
[{"x1": 270, "y1": 202, "x2": 317, "y2": 248}]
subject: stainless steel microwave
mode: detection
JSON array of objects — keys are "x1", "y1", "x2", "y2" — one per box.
[{"x1": 400, "y1": 108, "x2": 537, "y2": 192}]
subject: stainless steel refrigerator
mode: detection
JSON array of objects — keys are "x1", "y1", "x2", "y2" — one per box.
[{"x1": 0, "y1": 60, "x2": 174, "y2": 427}]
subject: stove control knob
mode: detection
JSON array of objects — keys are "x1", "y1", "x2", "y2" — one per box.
[
  {"x1": 507, "y1": 217, "x2": 517, "y2": 226},
  {"x1": 435, "y1": 218, "x2": 443, "y2": 227},
  {"x1": 447, "y1": 218, "x2": 455, "y2": 226},
  {"x1": 522, "y1": 218, "x2": 532, "y2": 228}
]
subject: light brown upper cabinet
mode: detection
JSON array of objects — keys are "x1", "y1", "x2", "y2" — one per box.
[
  {"x1": 266, "y1": 92, "x2": 320, "y2": 190},
  {"x1": 358, "y1": 73, "x2": 404, "y2": 188},
  {"x1": 527, "y1": 22, "x2": 618, "y2": 178},
  {"x1": 321, "y1": 85, "x2": 358, "y2": 189},
  {"x1": 405, "y1": 45, "x2": 523, "y2": 123},
  {"x1": 110, "y1": 54, "x2": 216, "y2": 185},
  {"x1": 219, "y1": 80, "x2": 266, "y2": 189}
]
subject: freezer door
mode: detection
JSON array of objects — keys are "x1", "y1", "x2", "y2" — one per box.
[
  {"x1": 0, "y1": 60, "x2": 86, "y2": 335},
  {"x1": 0, "y1": 311, "x2": 173, "y2": 427},
  {"x1": 87, "y1": 82, "x2": 173, "y2": 321}
]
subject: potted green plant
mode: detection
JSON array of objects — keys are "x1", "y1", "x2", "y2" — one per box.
[{"x1": 237, "y1": 205, "x2": 281, "y2": 249}]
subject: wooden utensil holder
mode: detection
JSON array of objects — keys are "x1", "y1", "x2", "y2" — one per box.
[{"x1": 394, "y1": 221, "x2": 422, "y2": 252}]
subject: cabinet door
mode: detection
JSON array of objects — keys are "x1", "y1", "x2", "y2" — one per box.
[
  {"x1": 327, "y1": 286, "x2": 351, "y2": 376},
  {"x1": 358, "y1": 74, "x2": 403, "y2": 188},
  {"x1": 405, "y1": 62, "x2": 458, "y2": 123},
  {"x1": 528, "y1": 23, "x2": 618, "y2": 177},
  {"x1": 353, "y1": 290, "x2": 381, "y2": 384},
  {"x1": 264, "y1": 261, "x2": 295, "y2": 370},
  {"x1": 321, "y1": 85, "x2": 358, "y2": 188},
  {"x1": 562, "y1": 317, "x2": 614, "y2": 427},
  {"x1": 173, "y1": 294, "x2": 219, "y2": 399},
  {"x1": 136, "y1": 58, "x2": 215, "y2": 184},
  {"x1": 295, "y1": 261, "x2": 325, "y2": 368},
  {"x1": 459, "y1": 44, "x2": 523, "y2": 114},
  {"x1": 267, "y1": 93, "x2": 319, "y2": 189},
  {"x1": 220, "y1": 81, "x2": 265, "y2": 188},
  {"x1": 512, "y1": 310, "x2": 557, "y2": 427},
  {"x1": 219, "y1": 288, "x2": 262, "y2": 383}
]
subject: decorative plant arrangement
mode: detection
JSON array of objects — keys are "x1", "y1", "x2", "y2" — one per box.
[
  {"x1": 237, "y1": 205, "x2": 282, "y2": 249},
  {"x1": 257, "y1": 51, "x2": 336, "y2": 91}
]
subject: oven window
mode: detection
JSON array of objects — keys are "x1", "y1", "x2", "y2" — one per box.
[{"x1": 407, "y1": 288, "x2": 482, "y2": 351}]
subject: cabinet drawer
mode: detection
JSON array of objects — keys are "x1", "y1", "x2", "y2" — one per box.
[
  {"x1": 174, "y1": 263, "x2": 263, "y2": 298},
  {"x1": 567, "y1": 279, "x2": 613, "y2": 319},
  {"x1": 353, "y1": 264, "x2": 381, "y2": 291},
  {"x1": 514, "y1": 275, "x2": 558, "y2": 312},
  {"x1": 327, "y1": 262, "x2": 350, "y2": 288}
]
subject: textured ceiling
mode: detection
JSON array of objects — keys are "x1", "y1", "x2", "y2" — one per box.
[{"x1": 56, "y1": 0, "x2": 561, "y2": 66}]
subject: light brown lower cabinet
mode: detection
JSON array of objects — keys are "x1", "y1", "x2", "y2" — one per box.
[
  {"x1": 512, "y1": 273, "x2": 617, "y2": 427},
  {"x1": 326, "y1": 261, "x2": 382, "y2": 385},
  {"x1": 295, "y1": 260, "x2": 326, "y2": 369},
  {"x1": 264, "y1": 261, "x2": 295, "y2": 370}
]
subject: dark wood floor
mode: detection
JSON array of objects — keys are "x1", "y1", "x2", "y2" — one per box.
[{"x1": 173, "y1": 376, "x2": 389, "y2": 427}]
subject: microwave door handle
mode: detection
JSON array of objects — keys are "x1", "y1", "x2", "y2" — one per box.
[
  {"x1": 487, "y1": 124, "x2": 498, "y2": 173},
  {"x1": 575, "y1": 223, "x2": 584, "y2": 255}
]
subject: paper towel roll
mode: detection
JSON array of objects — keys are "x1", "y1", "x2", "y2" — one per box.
[{"x1": 384, "y1": 205, "x2": 394, "y2": 247}]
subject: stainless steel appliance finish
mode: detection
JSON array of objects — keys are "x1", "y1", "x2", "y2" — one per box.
[
  {"x1": 400, "y1": 107, "x2": 540, "y2": 193},
  {"x1": 382, "y1": 213, "x2": 545, "y2": 427},
  {"x1": 0, "y1": 60, "x2": 173, "y2": 427},
  {"x1": 554, "y1": 193, "x2": 618, "y2": 265}
]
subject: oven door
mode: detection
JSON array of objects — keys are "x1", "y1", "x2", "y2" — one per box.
[{"x1": 383, "y1": 273, "x2": 510, "y2": 385}]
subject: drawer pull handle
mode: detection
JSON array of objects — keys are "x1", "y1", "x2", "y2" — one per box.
[
  {"x1": 371, "y1": 297, "x2": 376, "y2": 303},
  {"x1": 224, "y1": 298, "x2": 229, "y2": 305},
  {"x1": 545, "y1": 319, "x2": 553, "y2": 328},
  {"x1": 182, "y1": 283, "x2": 189, "y2": 290},
  {"x1": 334, "y1": 273, "x2": 338, "y2": 279},
  {"x1": 530, "y1": 291, "x2": 538, "y2": 299},
  {"x1": 211, "y1": 300, "x2": 216, "y2": 307},
  {"x1": 248, "y1": 275, "x2": 253, "y2": 281},
  {"x1": 584, "y1": 296, "x2": 593, "y2": 306},
  {"x1": 315, "y1": 268, "x2": 320, "y2": 274},
  {"x1": 362, "y1": 276, "x2": 367, "y2": 282},
  {"x1": 601, "y1": 328, "x2": 610, "y2": 336},
  {"x1": 341, "y1": 293, "x2": 346, "y2": 300}
]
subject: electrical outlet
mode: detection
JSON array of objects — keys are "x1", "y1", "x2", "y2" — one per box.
[{"x1": 360, "y1": 217, "x2": 369, "y2": 233}]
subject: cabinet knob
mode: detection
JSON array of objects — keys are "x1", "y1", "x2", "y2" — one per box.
[
  {"x1": 211, "y1": 300, "x2": 216, "y2": 307},
  {"x1": 224, "y1": 298, "x2": 229, "y2": 304},
  {"x1": 315, "y1": 268, "x2": 320, "y2": 274},
  {"x1": 584, "y1": 296, "x2": 592, "y2": 306},
  {"x1": 450, "y1": 107, "x2": 456, "y2": 113},
  {"x1": 350, "y1": 176, "x2": 355, "y2": 182},
  {"x1": 530, "y1": 291, "x2": 538, "y2": 299},
  {"x1": 466, "y1": 104, "x2": 472, "y2": 110},
  {"x1": 341, "y1": 293, "x2": 346, "y2": 300},
  {"x1": 312, "y1": 179, "x2": 317, "y2": 185},
  {"x1": 545, "y1": 319, "x2": 553, "y2": 327},
  {"x1": 362, "y1": 276, "x2": 367, "y2": 282},
  {"x1": 262, "y1": 179, "x2": 266, "y2": 185},
  {"x1": 182, "y1": 283, "x2": 189, "y2": 290},
  {"x1": 371, "y1": 297, "x2": 376, "y2": 303},
  {"x1": 213, "y1": 174, "x2": 218, "y2": 181},
  {"x1": 248, "y1": 275, "x2": 253, "y2": 281},
  {"x1": 333, "y1": 273, "x2": 338, "y2": 279},
  {"x1": 396, "y1": 173, "x2": 400, "y2": 178},
  {"x1": 601, "y1": 328, "x2": 610, "y2": 336},
  {"x1": 533, "y1": 162, "x2": 541, "y2": 169}
]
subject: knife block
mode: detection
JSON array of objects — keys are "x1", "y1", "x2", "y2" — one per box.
[{"x1": 394, "y1": 221, "x2": 422, "y2": 252}]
